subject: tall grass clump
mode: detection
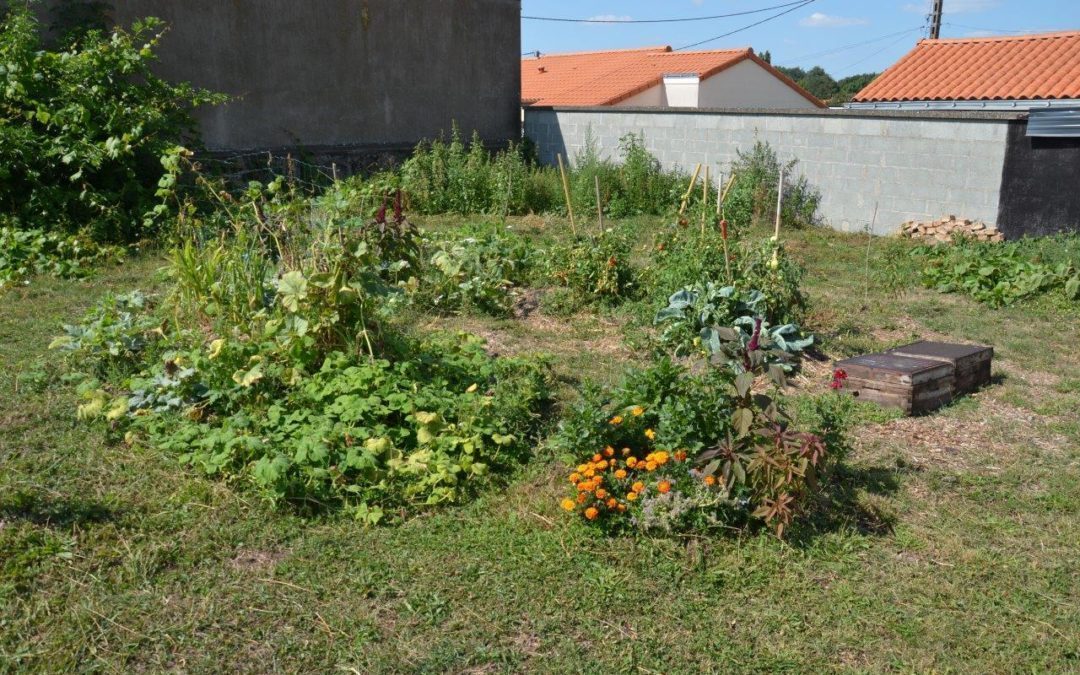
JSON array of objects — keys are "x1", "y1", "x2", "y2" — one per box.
[{"x1": 723, "y1": 140, "x2": 821, "y2": 232}]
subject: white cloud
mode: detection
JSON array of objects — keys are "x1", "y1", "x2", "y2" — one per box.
[
  {"x1": 902, "y1": 0, "x2": 1000, "y2": 15},
  {"x1": 799, "y1": 12, "x2": 869, "y2": 28}
]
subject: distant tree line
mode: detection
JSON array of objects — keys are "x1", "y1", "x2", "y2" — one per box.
[{"x1": 756, "y1": 50, "x2": 878, "y2": 107}]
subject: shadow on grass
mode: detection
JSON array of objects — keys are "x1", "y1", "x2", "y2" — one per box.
[
  {"x1": 0, "y1": 489, "x2": 119, "y2": 529},
  {"x1": 787, "y1": 463, "x2": 906, "y2": 548}
]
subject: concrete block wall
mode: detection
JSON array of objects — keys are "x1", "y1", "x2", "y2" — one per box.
[{"x1": 524, "y1": 107, "x2": 1020, "y2": 235}]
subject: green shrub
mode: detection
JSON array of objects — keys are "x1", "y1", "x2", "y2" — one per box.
[
  {"x1": 0, "y1": 7, "x2": 222, "y2": 243},
  {"x1": 916, "y1": 236, "x2": 1080, "y2": 307},
  {"x1": 723, "y1": 140, "x2": 820, "y2": 232}
]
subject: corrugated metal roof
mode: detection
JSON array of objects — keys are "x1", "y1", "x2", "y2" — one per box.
[{"x1": 1028, "y1": 108, "x2": 1080, "y2": 137}]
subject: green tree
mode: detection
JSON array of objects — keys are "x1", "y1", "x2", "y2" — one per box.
[{"x1": 796, "y1": 66, "x2": 839, "y2": 102}]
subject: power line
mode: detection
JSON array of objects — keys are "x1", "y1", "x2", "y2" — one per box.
[
  {"x1": 522, "y1": 1, "x2": 812, "y2": 25},
  {"x1": 675, "y1": 0, "x2": 816, "y2": 51},
  {"x1": 835, "y1": 32, "x2": 918, "y2": 74},
  {"x1": 945, "y1": 22, "x2": 1032, "y2": 35},
  {"x1": 784, "y1": 26, "x2": 925, "y2": 65}
]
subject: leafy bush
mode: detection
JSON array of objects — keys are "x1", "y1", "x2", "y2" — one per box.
[
  {"x1": 53, "y1": 188, "x2": 551, "y2": 520},
  {"x1": 417, "y1": 224, "x2": 536, "y2": 316},
  {"x1": 723, "y1": 140, "x2": 820, "y2": 233},
  {"x1": 0, "y1": 8, "x2": 221, "y2": 243},
  {"x1": 916, "y1": 237, "x2": 1080, "y2": 307},
  {"x1": 555, "y1": 356, "x2": 842, "y2": 537},
  {"x1": 0, "y1": 226, "x2": 123, "y2": 290},
  {"x1": 546, "y1": 231, "x2": 639, "y2": 305},
  {"x1": 401, "y1": 127, "x2": 559, "y2": 216}
]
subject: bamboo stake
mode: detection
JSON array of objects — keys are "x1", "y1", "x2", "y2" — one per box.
[
  {"x1": 678, "y1": 163, "x2": 703, "y2": 218},
  {"x1": 864, "y1": 202, "x2": 879, "y2": 309},
  {"x1": 716, "y1": 172, "x2": 724, "y2": 218},
  {"x1": 774, "y1": 166, "x2": 784, "y2": 240},
  {"x1": 557, "y1": 153, "x2": 576, "y2": 236},
  {"x1": 701, "y1": 165, "x2": 710, "y2": 234},
  {"x1": 594, "y1": 175, "x2": 604, "y2": 234},
  {"x1": 720, "y1": 173, "x2": 737, "y2": 207}
]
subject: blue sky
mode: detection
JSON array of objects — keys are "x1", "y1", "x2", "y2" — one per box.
[{"x1": 521, "y1": 1, "x2": 1080, "y2": 77}]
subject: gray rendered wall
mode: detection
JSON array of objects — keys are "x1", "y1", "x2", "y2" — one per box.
[
  {"x1": 38, "y1": 0, "x2": 521, "y2": 155},
  {"x1": 524, "y1": 108, "x2": 1018, "y2": 235}
]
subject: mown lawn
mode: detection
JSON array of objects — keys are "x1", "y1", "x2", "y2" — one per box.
[{"x1": 2, "y1": 219, "x2": 1079, "y2": 673}]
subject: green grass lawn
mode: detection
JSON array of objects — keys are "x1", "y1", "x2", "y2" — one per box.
[{"x1": 3, "y1": 220, "x2": 1079, "y2": 673}]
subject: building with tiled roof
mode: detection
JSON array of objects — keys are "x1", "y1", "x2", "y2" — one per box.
[
  {"x1": 848, "y1": 31, "x2": 1080, "y2": 110},
  {"x1": 522, "y1": 46, "x2": 823, "y2": 109}
]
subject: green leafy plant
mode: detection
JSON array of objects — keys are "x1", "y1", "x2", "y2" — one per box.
[
  {"x1": 654, "y1": 283, "x2": 813, "y2": 369},
  {"x1": 916, "y1": 237, "x2": 1080, "y2": 307},
  {"x1": 724, "y1": 140, "x2": 820, "y2": 233},
  {"x1": 0, "y1": 226, "x2": 123, "y2": 290},
  {"x1": 546, "y1": 231, "x2": 639, "y2": 306},
  {"x1": 417, "y1": 224, "x2": 535, "y2": 316}
]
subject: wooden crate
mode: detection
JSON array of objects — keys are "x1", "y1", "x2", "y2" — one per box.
[
  {"x1": 887, "y1": 341, "x2": 993, "y2": 396},
  {"x1": 834, "y1": 353, "x2": 954, "y2": 415}
]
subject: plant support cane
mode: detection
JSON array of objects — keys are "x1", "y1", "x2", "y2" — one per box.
[
  {"x1": 701, "y1": 165, "x2": 710, "y2": 234},
  {"x1": 720, "y1": 172, "x2": 735, "y2": 286},
  {"x1": 678, "y1": 163, "x2": 703, "y2": 220},
  {"x1": 557, "y1": 153, "x2": 576, "y2": 237},
  {"x1": 594, "y1": 175, "x2": 604, "y2": 235},
  {"x1": 771, "y1": 167, "x2": 784, "y2": 271}
]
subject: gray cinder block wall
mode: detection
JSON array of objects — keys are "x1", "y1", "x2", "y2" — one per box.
[
  {"x1": 524, "y1": 107, "x2": 1023, "y2": 235},
  {"x1": 37, "y1": 0, "x2": 521, "y2": 159}
]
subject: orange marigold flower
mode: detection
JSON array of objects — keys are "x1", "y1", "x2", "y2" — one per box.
[
  {"x1": 606, "y1": 498, "x2": 618, "y2": 509},
  {"x1": 577, "y1": 493, "x2": 588, "y2": 504},
  {"x1": 626, "y1": 491, "x2": 638, "y2": 501},
  {"x1": 584, "y1": 507, "x2": 600, "y2": 520},
  {"x1": 644, "y1": 428, "x2": 656, "y2": 441},
  {"x1": 632, "y1": 481, "x2": 645, "y2": 493},
  {"x1": 592, "y1": 453, "x2": 603, "y2": 463},
  {"x1": 622, "y1": 447, "x2": 631, "y2": 456},
  {"x1": 631, "y1": 405, "x2": 645, "y2": 417},
  {"x1": 578, "y1": 480, "x2": 593, "y2": 492},
  {"x1": 604, "y1": 446, "x2": 615, "y2": 458},
  {"x1": 608, "y1": 459, "x2": 617, "y2": 468},
  {"x1": 657, "y1": 481, "x2": 672, "y2": 494},
  {"x1": 610, "y1": 416, "x2": 624, "y2": 426},
  {"x1": 674, "y1": 450, "x2": 687, "y2": 462},
  {"x1": 645, "y1": 461, "x2": 657, "y2": 472},
  {"x1": 577, "y1": 464, "x2": 589, "y2": 474},
  {"x1": 561, "y1": 498, "x2": 576, "y2": 511},
  {"x1": 584, "y1": 468, "x2": 596, "y2": 479},
  {"x1": 569, "y1": 473, "x2": 582, "y2": 484},
  {"x1": 653, "y1": 451, "x2": 669, "y2": 465},
  {"x1": 614, "y1": 469, "x2": 628, "y2": 480},
  {"x1": 626, "y1": 457, "x2": 638, "y2": 468},
  {"x1": 704, "y1": 475, "x2": 717, "y2": 487},
  {"x1": 618, "y1": 503, "x2": 627, "y2": 512},
  {"x1": 595, "y1": 488, "x2": 608, "y2": 500}
]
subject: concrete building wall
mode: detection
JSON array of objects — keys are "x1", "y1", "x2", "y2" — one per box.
[
  {"x1": 699, "y1": 61, "x2": 819, "y2": 110},
  {"x1": 37, "y1": 0, "x2": 521, "y2": 155},
  {"x1": 524, "y1": 107, "x2": 1017, "y2": 235}
]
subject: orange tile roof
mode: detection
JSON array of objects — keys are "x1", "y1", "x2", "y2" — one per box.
[
  {"x1": 853, "y1": 31, "x2": 1080, "y2": 102},
  {"x1": 522, "y1": 45, "x2": 823, "y2": 107}
]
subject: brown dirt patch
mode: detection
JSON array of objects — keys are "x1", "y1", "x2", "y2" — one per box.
[{"x1": 230, "y1": 549, "x2": 288, "y2": 572}]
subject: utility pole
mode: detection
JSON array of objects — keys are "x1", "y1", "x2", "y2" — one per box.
[{"x1": 929, "y1": 0, "x2": 944, "y2": 39}]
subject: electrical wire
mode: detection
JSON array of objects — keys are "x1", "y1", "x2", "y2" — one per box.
[
  {"x1": 834, "y1": 31, "x2": 920, "y2": 74},
  {"x1": 522, "y1": 1, "x2": 811, "y2": 24},
  {"x1": 675, "y1": 0, "x2": 816, "y2": 51},
  {"x1": 783, "y1": 26, "x2": 926, "y2": 64},
  {"x1": 944, "y1": 22, "x2": 1032, "y2": 35}
]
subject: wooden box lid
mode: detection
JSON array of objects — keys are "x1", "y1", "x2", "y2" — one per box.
[
  {"x1": 834, "y1": 353, "x2": 953, "y2": 387},
  {"x1": 888, "y1": 341, "x2": 992, "y2": 364}
]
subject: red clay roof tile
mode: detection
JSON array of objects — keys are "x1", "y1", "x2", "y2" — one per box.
[
  {"x1": 522, "y1": 46, "x2": 823, "y2": 107},
  {"x1": 853, "y1": 31, "x2": 1080, "y2": 102}
]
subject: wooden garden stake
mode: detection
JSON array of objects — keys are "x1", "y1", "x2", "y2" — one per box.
[
  {"x1": 332, "y1": 162, "x2": 338, "y2": 182},
  {"x1": 594, "y1": 175, "x2": 604, "y2": 234},
  {"x1": 864, "y1": 202, "x2": 879, "y2": 309},
  {"x1": 719, "y1": 173, "x2": 736, "y2": 206},
  {"x1": 716, "y1": 172, "x2": 724, "y2": 218},
  {"x1": 557, "y1": 153, "x2": 577, "y2": 236},
  {"x1": 774, "y1": 166, "x2": 784, "y2": 240},
  {"x1": 701, "y1": 165, "x2": 710, "y2": 234},
  {"x1": 678, "y1": 163, "x2": 703, "y2": 218}
]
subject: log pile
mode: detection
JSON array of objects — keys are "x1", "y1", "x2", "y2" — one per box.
[{"x1": 900, "y1": 215, "x2": 1005, "y2": 243}]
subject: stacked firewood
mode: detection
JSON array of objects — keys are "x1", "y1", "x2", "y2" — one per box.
[{"x1": 900, "y1": 215, "x2": 1005, "y2": 243}]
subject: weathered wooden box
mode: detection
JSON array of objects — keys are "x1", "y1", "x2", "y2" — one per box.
[
  {"x1": 834, "y1": 353, "x2": 954, "y2": 415},
  {"x1": 887, "y1": 341, "x2": 993, "y2": 396}
]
